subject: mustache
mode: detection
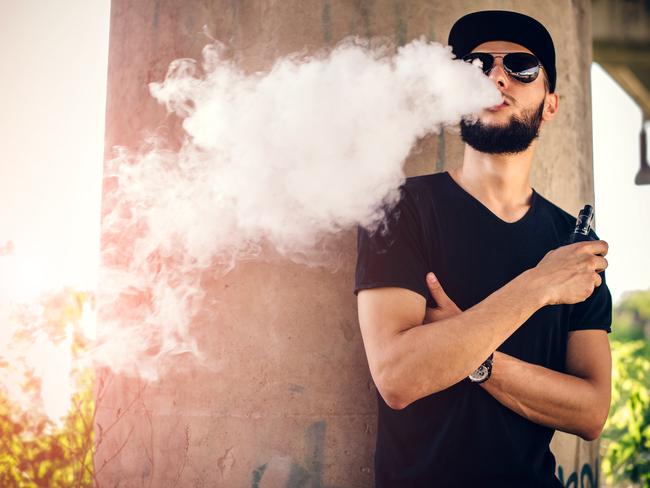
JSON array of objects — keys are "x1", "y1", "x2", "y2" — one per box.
[{"x1": 502, "y1": 94, "x2": 515, "y2": 106}]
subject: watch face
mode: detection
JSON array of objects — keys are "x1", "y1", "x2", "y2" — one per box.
[{"x1": 469, "y1": 364, "x2": 489, "y2": 382}]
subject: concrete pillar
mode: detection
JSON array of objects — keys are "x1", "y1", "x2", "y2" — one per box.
[{"x1": 96, "y1": 1, "x2": 599, "y2": 486}]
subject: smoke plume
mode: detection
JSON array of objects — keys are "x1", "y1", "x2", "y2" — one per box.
[{"x1": 63, "y1": 37, "x2": 503, "y2": 387}]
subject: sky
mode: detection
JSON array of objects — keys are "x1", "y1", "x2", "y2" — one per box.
[
  {"x1": 0, "y1": 0, "x2": 109, "y2": 297},
  {"x1": 0, "y1": 1, "x2": 646, "y2": 306},
  {"x1": 591, "y1": 64, "x2": 650, "y2": 304}
]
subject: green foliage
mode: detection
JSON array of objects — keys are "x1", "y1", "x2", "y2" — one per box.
[
  {"x1": 0, "y1": 373, "x2": 94, "y2": 487},
  {"x1": 617, "y1": 289, "x2": 650, "y2": 323},
  {"x1": 611, "y1": 289, "x2": 650, "y2": 342},
  {"x1": 601, "y1": 289, "x2": 650, "y2": 487},
  {"x1": 0, "y1": 290, "x2": 95, "y2": 487},
  {"x1": 602, "y1": 338, "x2": 650, "y2": 487}
]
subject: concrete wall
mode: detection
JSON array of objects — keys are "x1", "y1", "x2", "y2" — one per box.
[
  {"x1": 592, "y1": 0, "x2": 650, "y2": 43},
  {"x1": 592, "y1": 0, "x2": 650, "y2": 119},
  {"x1": 96, "y1": 1, "x2": 601, "y2": 486}
]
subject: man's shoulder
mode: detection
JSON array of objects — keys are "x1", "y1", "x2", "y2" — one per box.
[
  {"x1": 534, "y1": 192, "x2": 602, "y2": 239},
  {"x1": 401, "y1": 172, "x2": 448, "y2": 198},
  {"x1": 404, "y1": 171, "x2": 441, "y2": 185},
  {"x1": 534, "y1": 192, "x2": 574, "y2": 221},
  {"x1": 397, "y1": 173, "x2": 451, "y2": 214}
]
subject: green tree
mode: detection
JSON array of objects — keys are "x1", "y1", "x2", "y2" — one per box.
[
  {"x1": 602, "y1": 288, "x2": 650, "y2": 488},
  {"x1": 0, "y1": 290, "x2": 95, "y2": 487},
  {"x1": 611, "y1": 289, "x2": 650, "y2": 342}
]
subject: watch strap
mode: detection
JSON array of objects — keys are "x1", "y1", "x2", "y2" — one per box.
[{"x1": 468, "y1": 352, "x2": 494, "y2": 384}]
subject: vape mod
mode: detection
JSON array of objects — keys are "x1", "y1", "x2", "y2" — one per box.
[{"x1": 566, "y1": 204, "x2": 595, "y2": 244}]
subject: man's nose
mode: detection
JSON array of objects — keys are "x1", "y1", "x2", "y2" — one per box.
[{"x1": 487, "y1": 59, "x2": 509, "y2": 89}]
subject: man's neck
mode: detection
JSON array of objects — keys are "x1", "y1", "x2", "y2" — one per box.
[{"x1": 449, "y1": 144, "x2": 535, "y2": 221}]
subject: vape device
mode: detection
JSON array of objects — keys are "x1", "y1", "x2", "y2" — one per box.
[{"x1": 566, "y1": 204, "x2": 595, "y2": 244}]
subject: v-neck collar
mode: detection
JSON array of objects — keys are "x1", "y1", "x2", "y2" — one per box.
[{"x1": 443, "y1": 170, "x2": 537, "y2": 227}]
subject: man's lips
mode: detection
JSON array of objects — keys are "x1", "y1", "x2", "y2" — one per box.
[{"x1": 487, "y1": 101, "x2": 509, "y2": 112}]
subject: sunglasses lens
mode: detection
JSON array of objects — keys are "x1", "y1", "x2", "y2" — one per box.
[
  {"x1": 462, "y1": 53, "x2": 494, "y2": 75},
  {"x1": 504, "y1": 53, "x2": 540, "y2": 82}
]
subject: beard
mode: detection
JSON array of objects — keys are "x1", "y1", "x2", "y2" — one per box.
[{"x1": 460, "y1": 99, "x2": 545, "y2": 154}]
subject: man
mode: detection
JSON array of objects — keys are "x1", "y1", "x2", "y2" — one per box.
[{"x1": 354, "y1": 10, "x2": 612, "y2": 488}]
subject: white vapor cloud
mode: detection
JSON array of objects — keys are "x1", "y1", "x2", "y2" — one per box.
[{"x1": 96, "y1": 36, "x2": 500, "y2": 379}]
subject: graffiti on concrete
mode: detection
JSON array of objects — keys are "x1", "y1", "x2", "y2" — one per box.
[
  {"x1": 252, "y1": 421, "x2": 345, "y2": 488},
  {"x1": 392, "y1": 0, "x2": 407, "y2": 46},
  {"x1": 251, "y1": 463, "x2": 267, "y2": 488},
  {"x1": 321, "y1": 1, "x2": 332, "y2": 43},
  {"x1": 556, "y1": 457, "x2": 599, "y2": 488}
]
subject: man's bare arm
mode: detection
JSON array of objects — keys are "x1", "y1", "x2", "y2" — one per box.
[
  {"x1": 357, "y1": 268, "x2": 545, "y2": 409},
  {"x1": 357, "y1": 240, "x2": 608, "y2": 410},
  {"x1": 479, "y1": 329, "x2": 611, "y2": 441}
]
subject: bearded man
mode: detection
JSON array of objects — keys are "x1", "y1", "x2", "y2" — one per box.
[{"x1": 354, "y1": 10, "x2": 613, "y2": 488}]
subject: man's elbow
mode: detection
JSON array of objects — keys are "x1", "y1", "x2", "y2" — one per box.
[
  {"x1": 382, "y1": 392, "x2": 410, "y2": 410},
  {"x1": 580, "y1": 404, "x2": 610, "y2": 441},
  {"x1": 376, "y1": 375, "x2": 411, "y2": 410},
  {"x1": 375, "y1": 367, "x2": 420, "y2": 410},
  {"x1": 580, "y1": 424, "x2": 604, "y2": 442},
  {"x1": 372, "y1": 353, "x2": 454, "y2": 410},
  {"x1": 376, "y1": 371, "x2": 446, "y2": 410}
]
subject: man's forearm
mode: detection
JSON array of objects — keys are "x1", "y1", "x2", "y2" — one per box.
[
  {"x1": 386, "y1": 269, "x2": 547, "y2": 408},
  {"x1": 479, "y1": 351, "x2": 606, "y2": 440}
]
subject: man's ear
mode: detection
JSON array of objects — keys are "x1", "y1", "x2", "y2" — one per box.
[{"x1": 543, "y1": 92, "x2": 559, "y2": 121}]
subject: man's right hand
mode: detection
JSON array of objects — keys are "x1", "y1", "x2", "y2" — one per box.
[{"x1": 532, "y1": 240, "x2": 609, "y2": 306}]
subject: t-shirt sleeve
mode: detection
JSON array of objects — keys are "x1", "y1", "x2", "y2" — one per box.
[
  {"x1": 568, "y1": 229, "x2": 613, "y2": 333},
  {"x1": 354, "y1": 187, "x2": 433, "y2": 306}
]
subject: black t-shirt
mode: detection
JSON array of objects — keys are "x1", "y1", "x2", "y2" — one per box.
[{"x1": 354, "y1": 171, "x2": 612, "y2": 488}]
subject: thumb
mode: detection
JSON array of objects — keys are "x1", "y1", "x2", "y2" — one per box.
[{"x1": 426, "y1": 272, "x2": 449, "y2": 302}]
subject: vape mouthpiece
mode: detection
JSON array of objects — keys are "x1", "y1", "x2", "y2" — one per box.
[
  {"x1": 565, "y1": 204, "x2": 595, "y2": 245},
  {"x1": 573, "y1": 204, "x2": 594, "y2": 236}
]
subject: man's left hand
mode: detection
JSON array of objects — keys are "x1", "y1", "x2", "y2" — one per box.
[{"x1": 424, "y1": 272, "x2": 462, "y2": 324}]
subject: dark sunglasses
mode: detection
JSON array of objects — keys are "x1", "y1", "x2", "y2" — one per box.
[{"x1": 461, "y1": 52, "x2": 543, "y2": 84}]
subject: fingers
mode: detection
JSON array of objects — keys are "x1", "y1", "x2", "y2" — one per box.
[
  {"x1": 425, "y1": 307, "x2": 443, "y2": 323},
  {"x1": 426, "y1": 272, "x2": 437, "y2": 287},
  {"x1": 426, "y1": 272, "x2": 454, "y2": 308},
  {"x1": 583, "y1": 254, "x2": 608, "y2": 274},
  {"x1": 594, "y1": 272, "x2": 603, "y2": 288},
  {"x1": 594, "y1": 255, "x2": 608, "y2": 273},
  {"x1": 426, "y1": 273, "x2": 446, "y2": 299},
  {"x1": 578, "y1": 239, "x2": 609, "y2": 257}
]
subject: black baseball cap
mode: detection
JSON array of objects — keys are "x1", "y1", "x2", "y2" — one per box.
[{"x1": 448, "y1": 10, "x2": 557, "y2": 93}]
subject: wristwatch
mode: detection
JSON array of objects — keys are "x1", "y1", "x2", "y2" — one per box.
[{"x1": 468, "y1": 352, "x2": 494, "y2": 384}]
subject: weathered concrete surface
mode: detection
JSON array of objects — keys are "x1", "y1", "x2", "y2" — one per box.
[
  {"x1": 592, "y1": 0, "x2": 650, "y2": 120},
  {"x1": 593, "y1": 0, "x2": 650, "y2": 43},
  {"x1": 96, "y1": 1, "x2": 601, "y2": 486}
]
